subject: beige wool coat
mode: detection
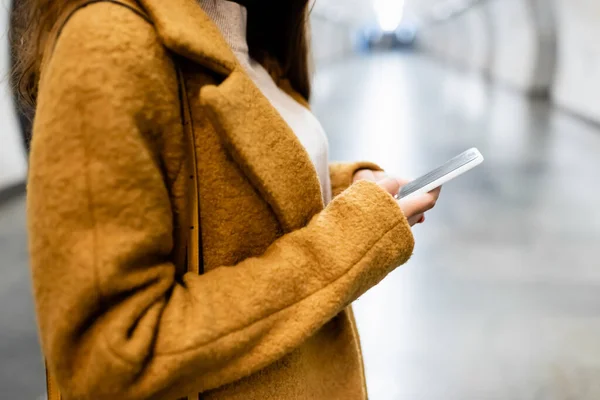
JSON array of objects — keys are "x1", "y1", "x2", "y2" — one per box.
[{"x1": 27, "y1": 0, "x2": 416, "y2": 399}]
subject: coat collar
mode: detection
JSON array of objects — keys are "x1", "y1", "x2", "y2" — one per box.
[
  {"x1": 135, "y1": 0, "x2": 324, "y2": 232},
  {"x1": 137, "y1": 0, "x2": 237, "y2": 74}
]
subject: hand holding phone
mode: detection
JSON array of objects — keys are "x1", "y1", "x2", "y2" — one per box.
[
  {"x1": 359, "y1": 173, "x2": 441, "y2": 226},
  {"x1": 355, "y1": 148, "x2": 484, "y2": 226}
]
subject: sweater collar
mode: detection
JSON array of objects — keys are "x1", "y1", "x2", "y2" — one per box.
[{"x1": 199, "y1": 0, "x2": 250, "y2": 56}]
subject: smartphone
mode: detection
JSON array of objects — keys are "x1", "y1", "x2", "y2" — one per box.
[{"x1": 396, "y1": 148, "x2": 484, "y2": 200}]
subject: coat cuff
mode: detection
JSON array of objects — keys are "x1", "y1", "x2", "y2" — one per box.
[{"x1": 329, "y1": 161, "x2": 383, "y2": 198}]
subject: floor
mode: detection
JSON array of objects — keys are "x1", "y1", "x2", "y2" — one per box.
[
  {"x1": 311, "y1": 53, "x2": 600, "y2": 400},
  {"x1": 0, "y1": 195, "x2": 43, "y2": 399},
  {"x1": 2, "y1": 52, "x2": 600, "y2": 399}
]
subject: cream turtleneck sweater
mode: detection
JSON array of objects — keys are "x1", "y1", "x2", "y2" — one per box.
[{"x1": 199, "y1": 0, "x2": 333, "y2": 205}]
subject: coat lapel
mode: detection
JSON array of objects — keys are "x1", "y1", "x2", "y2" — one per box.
[
  {"x1": 136, "y1": 0, "x2": 324, "y2": 232},
  {"x1": 201, "y1": 70, "x2": 324, "y2": 232}
]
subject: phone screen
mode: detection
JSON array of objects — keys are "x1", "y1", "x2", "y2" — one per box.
[{"x1": 397, "y1": 149, "x2": 482, "y2": 199}]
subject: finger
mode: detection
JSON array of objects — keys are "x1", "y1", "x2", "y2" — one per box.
[
  {"x1": 428, "y1": 186, "x2": 442, "y2": 201},
  {"x1": 373, "y1": 171, "x2": 387, "y2": 181},
  {"x1": 407, "y1": 214, "x2": 421, "y2": 226},
  {"x1": 399, "y1": 193, "x2": 437, "y2": 216},
  {"x1": 406, "y1": 213, "x2": 425, "y2": 226},
  {"x1": 416, "y1": 192, "x2": 438, "y2": 213},
  {"x1": 353, "y1": 169, "x2": 376, "y2": 182},
  {"x1": 395, "y1": 177, "x2": 410, "y2": 187},
  {"x1": 377, "y1": 177, "x2": 401, "y2": 197}
]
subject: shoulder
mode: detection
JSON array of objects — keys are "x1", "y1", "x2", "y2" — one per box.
[
  {"x1": 35, "y1": 1, "x2": 183, "y2": 160},
  {"x1": 53, "y1": 1, "x2": 156, "y2": 60},
  {"x1": 42, "y1": 1, "x2": 175, "y2": 96},
  {"x1": 37, "y1": 0, "x2": 181, "y2": 139}
]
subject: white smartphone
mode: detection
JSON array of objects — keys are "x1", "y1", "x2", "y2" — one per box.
[{"x1": 396, "y1": 148, "x2": 484, "y2": 200}]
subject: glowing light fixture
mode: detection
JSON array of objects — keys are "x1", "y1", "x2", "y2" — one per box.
[{"x1": 373, "y1": 0, "x2": 406, "y2": 32}]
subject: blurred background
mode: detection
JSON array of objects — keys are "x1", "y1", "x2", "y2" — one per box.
[{"x1": 2, "y1": 0, "x2": 600, "y2": 398}]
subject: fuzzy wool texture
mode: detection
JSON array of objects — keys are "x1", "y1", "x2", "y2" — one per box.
[{"x1": 27, "y1": 1, "x2": 415, "y2": 399}]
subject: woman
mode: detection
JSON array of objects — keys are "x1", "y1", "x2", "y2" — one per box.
[{"x1": 15, "y1": 0, "x2": 440, "y2": 399}]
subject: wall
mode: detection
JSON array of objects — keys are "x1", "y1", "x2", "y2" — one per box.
[
  {"x1": 417, "y1": 0, "x2": 600, "y2": 124},
  {"x1": 0, "y1": 1, "x2": 27, "y2": 191},
  {"x1": 487, "y1": 0, "x2": 538, "y2": 92},
  {"x1": 552, "y1": 0, "x2": 600, "y2": 122},
  {"x1": 310, "y1": 15, "x2": 355, "y2": 65},
  {"x1": 421, "y1": 8, "x2": 489, "y2": 73},
  {"x1": 309, "y1": 0, "x2": 376, "y2": 67},
  {"x1": 417, "y1": 0, "x2": 556, "y2": 96}
]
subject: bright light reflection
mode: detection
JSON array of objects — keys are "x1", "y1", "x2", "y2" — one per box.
[{"x1": 373, "y1": 0, "x2": 405, "y2": 32}]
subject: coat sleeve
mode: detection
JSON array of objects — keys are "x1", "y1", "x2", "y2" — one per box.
[
  {"x1": 27, "y1": 4, "x2": 415, "y2": 400},
  {"x1": 329, "y1": 161, "x2": 384, "y2": 198}
]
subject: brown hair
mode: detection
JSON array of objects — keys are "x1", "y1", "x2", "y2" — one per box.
[
  {"x1": 11, "y1": 0, "x2": 312, "y2": 116},
  {"x1": 247, "y1": 0, "x2": 312, "y2": 100},
  {"x1": 11, "y1": 0, "x2": 63, "y2": 117}
]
